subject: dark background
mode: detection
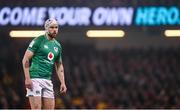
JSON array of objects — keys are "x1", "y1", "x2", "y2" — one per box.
[{"x1": 0, "y1": 0, "x2": 180, "y2": 109}]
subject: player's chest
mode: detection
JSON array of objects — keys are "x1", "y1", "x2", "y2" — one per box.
[{"x1": 39, "y1": 41, "x2": 59, "y2": 59}]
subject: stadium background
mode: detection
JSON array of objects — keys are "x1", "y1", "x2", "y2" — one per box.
[{"x1": 0, "y1": 0, "x2": 180, "y2": 109}]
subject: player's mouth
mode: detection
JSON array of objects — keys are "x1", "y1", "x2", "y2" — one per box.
[
  {"x1": 51, "y1": 32, "x2": 57, "y2": 36},
  {"x1": 52, "y1": 32, "x2": 57, "y2": 37}
]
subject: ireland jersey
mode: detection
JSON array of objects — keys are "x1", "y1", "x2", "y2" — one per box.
[{"x1": 27, "y1": 35, "x2": 62, "y2": 79}]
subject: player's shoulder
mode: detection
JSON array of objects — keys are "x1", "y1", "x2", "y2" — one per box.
[
  {"x1": 34, "y1": 34, "x2": 45, "y2": 40},
  {"x1": 54, "y1": 39, "x2": 61, "y2": 48},
  {"x1": 33, "y1": 35, "x2": 45, "y2": 41}
]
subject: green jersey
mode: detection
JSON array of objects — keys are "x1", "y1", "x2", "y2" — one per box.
[{"x1": 27, "y1": 35, "x2": 62, "y2": 79}]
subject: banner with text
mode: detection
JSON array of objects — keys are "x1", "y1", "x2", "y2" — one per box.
[{"x1": 0, "y1": 6, "x2": 180, "y2": 27}]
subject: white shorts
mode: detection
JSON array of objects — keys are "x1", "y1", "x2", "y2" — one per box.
[{"x1": 26, "y1": 78, "x2": 54, "y2": 99}]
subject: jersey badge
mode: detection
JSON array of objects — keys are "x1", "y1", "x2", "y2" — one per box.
[{"x1": 54, "y1": 47, "x2": 58, "y2": 52}]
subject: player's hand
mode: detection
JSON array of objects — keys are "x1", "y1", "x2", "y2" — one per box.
[
  {"x1": 25, "y1": 78, "x2": 33, "y2": 90},
  {"x1": 60, "y1": 84, "x2": 67, "y2": 94}
]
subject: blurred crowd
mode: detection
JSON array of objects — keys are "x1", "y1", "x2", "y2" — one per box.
[{"x1": 0, "y1": 39, "x2": 180, "y2": 109}]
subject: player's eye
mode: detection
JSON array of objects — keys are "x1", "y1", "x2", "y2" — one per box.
[{"x1": 50, "y1": 26, "x2": 58, "y2": 28}]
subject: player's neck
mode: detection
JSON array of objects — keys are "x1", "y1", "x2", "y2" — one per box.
[
  {"x1": 46, "y1": 33, "x2": 54, "y2": 40},
  {"x1": 47, "y1": 36, "x2": 53, "y2": 40}
]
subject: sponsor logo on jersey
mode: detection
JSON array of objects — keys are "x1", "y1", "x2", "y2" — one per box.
[
  {"x1": 48, "y1": 52, "x2": 54, "y2": 61},
  {"x1": 54, "y1": 47, "x2": 58, "y2": 52},
  {"x1": 44, "y1": 60, "x2": 54, "y2": 64},
  {"x1": 44, "y1": 45, "x2": 48, "y2": 49}
]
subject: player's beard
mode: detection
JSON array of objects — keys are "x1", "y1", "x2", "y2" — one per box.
[{"x1": 48, "y1": 31, "x2": 57, "y2": 38}]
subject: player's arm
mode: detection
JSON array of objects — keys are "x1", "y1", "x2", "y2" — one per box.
[
  {"x1": 55, "y1": 60, "x2": 67, "y2": 93},
  {"x1": 22, "y1": 36, "x2": 41, "y2": 89},
  {"x1": 22, "y1": 50, "x2": 34, "y2": 89}
]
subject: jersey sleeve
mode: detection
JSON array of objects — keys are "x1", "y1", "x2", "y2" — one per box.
[
  {"x1": 27, "y1": 36, "x2": 42, "y2": 53},
  {"x1": 56, "y1": 45, "x2": 62, "y2": 63}
]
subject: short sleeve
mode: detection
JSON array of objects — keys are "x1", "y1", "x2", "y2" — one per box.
[
  {"x1": 56, "y1": 46, "x2": 62, "y2": 63},
  {"x1": 27, "y1": 37, "x2": 41, "y2": 53}
]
